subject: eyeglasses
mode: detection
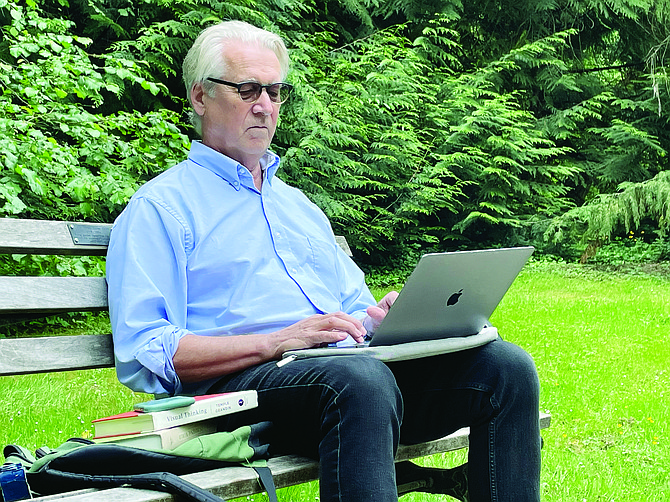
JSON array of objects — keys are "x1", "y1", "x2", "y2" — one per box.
[{"x1": 206, "y1": 78, "x2": 293, "y2": 104}]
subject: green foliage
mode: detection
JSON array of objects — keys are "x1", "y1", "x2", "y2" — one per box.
[
  {"x1": 2, "y1": 0, "x2": 670, "y2": 267},
  {"x1": 278, "y1": 23, "x2": 470, "y2": 256},
  {"x1": 277, "y1": 24, "x2": 586, "y2": 258},
  {"x1": 438, "y1": 32, "x2": 581, "y2": 240},
  {"x1": 590, "y1": 234, "x2": 670, "y2": 264},
  {"x1": 0, "y1": 1, "x2": 190, "y2": 223},
  {"x1": 544, "y1": 170, "x2": 670, "y2": 244},
  {"x1": 0, "y1": 254, "x2": 105, "y2": 277}
]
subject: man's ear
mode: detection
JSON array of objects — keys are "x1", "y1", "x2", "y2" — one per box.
[{"x1": 190, "y1": 82, "x2": 207, "y2": 116}]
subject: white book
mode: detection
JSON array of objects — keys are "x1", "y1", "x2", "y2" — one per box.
[
  {"x1": 92, "y1": 391, "x2": 258, "y2": 437},
  {"x1": 93, "y1": 420, "x2": 218, "y2": 450}
]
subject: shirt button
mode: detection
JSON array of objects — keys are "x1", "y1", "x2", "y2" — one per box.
[{"x1": 291, "y1": 268, "x2": 298, "y2": 274}]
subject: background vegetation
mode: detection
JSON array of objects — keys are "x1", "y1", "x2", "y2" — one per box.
[{"x1": 2, "y1": 0, "x2": 670, "y2": 270}]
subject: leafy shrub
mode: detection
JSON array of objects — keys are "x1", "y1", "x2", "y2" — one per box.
[
  {"x1": 590, "y1": 233, "x2": 670, "y2": 264},
  {"x1": 0, "y1": 1, "x2": 190, "y2": 223}
]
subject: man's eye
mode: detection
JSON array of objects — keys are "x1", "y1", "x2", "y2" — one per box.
[{"x1": 239, "y1": 90, "x2": 257, "y2": 100}]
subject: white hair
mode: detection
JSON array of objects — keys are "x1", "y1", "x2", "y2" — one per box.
[{"x1": 183, "y1": 21, "x2": 290, "y2": 136}]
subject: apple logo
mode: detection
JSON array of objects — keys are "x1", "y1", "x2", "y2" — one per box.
[{"x1": 446, "y1": 289, "x2": 463, "y2": 307}]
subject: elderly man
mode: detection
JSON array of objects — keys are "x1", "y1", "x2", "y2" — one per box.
[{"x1": 106, "y1": 20, "x2": 541, "y2": 502}]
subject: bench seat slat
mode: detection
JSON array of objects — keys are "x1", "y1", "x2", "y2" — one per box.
[
  {"x1": 0, "y1": 219, "x2": 110, "y2": 256},
  {"x1": 0, "y1": 334, "x2": 114, "y2": 375},
  {"x1": 0, "y1": 277, "x2": 108, "y2": 315}
]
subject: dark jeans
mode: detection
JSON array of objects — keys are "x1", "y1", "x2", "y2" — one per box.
[{"x1": 209, "y1": 338, "x2": 541, "y2": 502}]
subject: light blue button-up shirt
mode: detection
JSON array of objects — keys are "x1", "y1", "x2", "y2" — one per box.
[{"x1": 106, "y1": 141, "x2": 376, "y2": 396}]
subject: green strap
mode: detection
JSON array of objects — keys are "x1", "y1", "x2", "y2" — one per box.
[{"x1": 2, "y1": 445, "x2": 35, "y2": 469}]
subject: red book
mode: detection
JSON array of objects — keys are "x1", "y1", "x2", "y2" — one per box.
[{"x1": 92, "y1": 391, "x2": 257, "y2": 438}]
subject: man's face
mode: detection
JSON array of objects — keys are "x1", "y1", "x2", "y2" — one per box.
[{"x1": 193, "y1": 41, "x2": 282, "y2": 169}]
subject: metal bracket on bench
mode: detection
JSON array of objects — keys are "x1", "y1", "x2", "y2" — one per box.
[{"x1": 67, "y1": 224, "x2": 111, "y2": 246}]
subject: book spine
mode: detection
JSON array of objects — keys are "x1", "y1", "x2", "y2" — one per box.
[{"x1": 151, "y1": 390, "x2": 258, "y2": 430}]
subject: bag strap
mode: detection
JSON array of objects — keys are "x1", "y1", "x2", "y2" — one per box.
[
  {"x1": 253, "y1": 465, "x2": 278, "y2": 502},
  {"x1": 2, "y1": 445, "x2": 35, "y2": 468},
  {"x1": 46, "y1": 469, "x2": 225, "y2": 502},
  {"x1": 109, "y1": 472, "x2": 223, "y2": 502},
  {"x1": 44, "y1": 467, "x2": 278, "y2": 502}
]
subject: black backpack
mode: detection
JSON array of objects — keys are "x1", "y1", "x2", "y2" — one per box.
[{"x1": 2, "y1": 421, "x2": 276, "y2": 502}]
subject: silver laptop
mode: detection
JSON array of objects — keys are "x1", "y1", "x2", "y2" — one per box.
[
  {"x1": 280, "y1": 246, "x2": 534, "y2": 362},
  {"x1": 369, "y1": 246, "x2": 534, "y2": 346}
]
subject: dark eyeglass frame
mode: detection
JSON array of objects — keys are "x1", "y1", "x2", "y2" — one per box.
[{"x1": 206, "y1": 77, "x2": 293, "y2": 104}]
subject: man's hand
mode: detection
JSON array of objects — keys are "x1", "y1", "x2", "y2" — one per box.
[
  {"x1": 271, "y1": 312, "x2": 367, "y2": 357},
  {"x1": 175, "y1": 312, "x2": 368, "y2": 382},
  {"x1": 175, "y1": 299, "x2": 398, "y2": 384},
  {"x1": 363, "y1": 291, "x2": 399, "y2": 335}
]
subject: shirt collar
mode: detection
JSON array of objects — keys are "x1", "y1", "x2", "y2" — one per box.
[{"x1": 187, "y1": 141, "x2": 281, "y2": 190}]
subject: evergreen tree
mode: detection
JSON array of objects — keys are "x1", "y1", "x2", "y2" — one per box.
[{"x1": 2, "y1": 0, "x2": 670, "y2": 265}]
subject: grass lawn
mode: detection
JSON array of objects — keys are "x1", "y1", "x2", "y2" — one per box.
[
  {"x1": 496, "y1": 262, "x2": 669, "y2": 501},
  {"x1": 1, "y1": 261, "x2": 668, "y2": 501}
]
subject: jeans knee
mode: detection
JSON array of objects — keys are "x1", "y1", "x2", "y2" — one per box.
[
  {"x1": 489, "y1": 341, "x2": 540, "y2": 408},
  {"x1": 324, "y1": 356, "x2": 403, "y2": 421}
]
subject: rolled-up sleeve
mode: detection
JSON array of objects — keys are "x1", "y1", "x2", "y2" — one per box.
[{"x1": 106, "y1": 196, "x2": 191, "y2": 395}]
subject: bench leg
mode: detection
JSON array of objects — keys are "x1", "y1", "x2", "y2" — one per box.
[
  {"x1": 395, "y1": 431, "x2": 546, "y2": 500},
  {"x1": 396, "y1": 461, "x2": 468, "y2": 501}
]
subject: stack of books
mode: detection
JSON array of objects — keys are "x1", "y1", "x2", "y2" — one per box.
[{"x1": 92, "y1": 390, "x2": 258, "y2": 450}]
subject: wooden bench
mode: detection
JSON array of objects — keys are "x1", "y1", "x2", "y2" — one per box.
[{"x1": 0, "y1": 217, "x2": 551, "y2": 501}]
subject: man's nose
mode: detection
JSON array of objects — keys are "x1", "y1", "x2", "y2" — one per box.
[{"x1": 252, "y1": 88, "x2": 274, "y2": 115}]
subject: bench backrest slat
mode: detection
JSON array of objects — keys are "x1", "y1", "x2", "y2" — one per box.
[
  {"x1": 0, "y1": 277, "x2": 108, "y2": 315},
  {"x1": 0, "y1": 334, "x2": 114, "y2": 375},
  {"x1": 0, "y1": 218, "x2": 110, "y2": 255}
]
